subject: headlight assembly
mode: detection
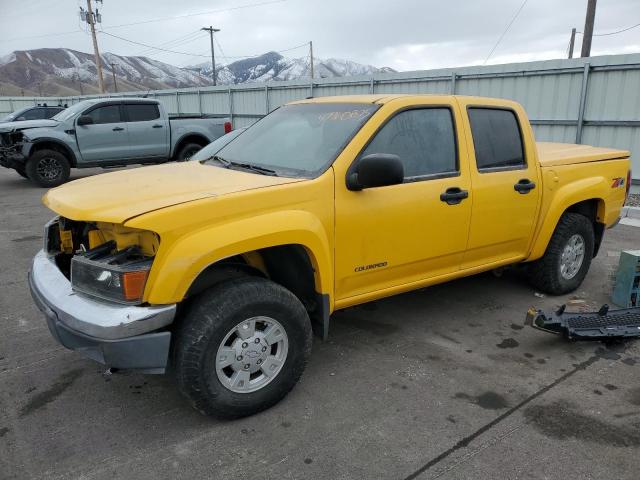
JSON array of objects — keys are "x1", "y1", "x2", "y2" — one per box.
[{"x1": 71, "y1": 249, "x2": 152, "y2": 305}]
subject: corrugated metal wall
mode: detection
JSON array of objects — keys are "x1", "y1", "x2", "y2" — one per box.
[{"x1": 2, "y1": 53, "x2": 639, "y2": 178}]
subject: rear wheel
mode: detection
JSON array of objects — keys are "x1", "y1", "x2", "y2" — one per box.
[
  {"x1": 25, "y1": 149, "x2": 70, "y2": 188},
  {"x1": 528, "y1": 213, "x2": 594, "y2": 295},
  {"x1": 176, "y1": 142, "x2": 203, "y2": 161},
  {"x1": 174, "y1": 277, "x2": 312, "y2": 418}
]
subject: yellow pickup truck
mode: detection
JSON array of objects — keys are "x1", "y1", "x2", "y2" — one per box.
[{"x1": 29, "y1": 95, "x2": 631, "y2": 418}]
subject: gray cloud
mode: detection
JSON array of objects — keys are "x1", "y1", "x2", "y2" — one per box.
[{"x1": 1, "y1": 0, "x2": 639, "y2": 71}]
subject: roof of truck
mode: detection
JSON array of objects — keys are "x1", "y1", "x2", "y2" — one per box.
[{"x1": 289, "y1": 94, "x2": 521, "y2": 105}]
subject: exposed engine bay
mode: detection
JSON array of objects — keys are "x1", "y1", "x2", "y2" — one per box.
[
  {"x1": 45, "y1": 217, "x2": 159, "y2": 304},
  {"x1": 0, "y1": 130, "x2": 26, "y2": 168}
]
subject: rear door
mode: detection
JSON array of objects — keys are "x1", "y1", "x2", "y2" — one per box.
[
  {"x1": 76, "y1": 103, "x2": 130, "y2": 163},
  {"x1": 458, "y1": 99, "x2": 541, "y2": 268},
  {"x1": 123, "y1": 103, "x2": 169, "y2": 158}
]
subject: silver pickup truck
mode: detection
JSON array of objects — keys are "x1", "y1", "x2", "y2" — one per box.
[{"x1": 0, "y1": 98, "x2": 231, "y2": 187}]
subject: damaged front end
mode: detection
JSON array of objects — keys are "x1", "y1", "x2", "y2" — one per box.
[
  {"x1": 45, "y1": 217, "x2": 160, "y2": 305},
  {"x1": 0, "y1": 129, "x2": 27, "y2": 170},
  {"x1": 29, "y1": 217, "x2": 175, "y2": 372}
]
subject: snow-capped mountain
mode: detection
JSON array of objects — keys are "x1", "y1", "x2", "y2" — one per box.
[
  {"x1": 0, "y1": 48, "x2": 211, "y2": 96},
  {"x1": 189, "y1": 51, "x2": 395, "y2": 84},
  {"x1": 0, "y1": 48, "x2": 394, "y2": 96}
]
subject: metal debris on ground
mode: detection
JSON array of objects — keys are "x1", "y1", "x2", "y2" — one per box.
[{"x1": 527, "y1": 304, "x2": 640, "y2": 340}]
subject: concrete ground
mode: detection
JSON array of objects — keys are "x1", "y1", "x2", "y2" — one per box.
[{"x1": 1, "y1": 166, "x2": 640, "y2": 480}]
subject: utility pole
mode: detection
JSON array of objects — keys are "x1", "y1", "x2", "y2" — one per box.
[
  {"x1": 568, "y1": 28, "x2": 577, "y2": 58},
  {"x1": 110, "y1": 62, "x2": 118, "y2": 92},
  {"x1": 201, "y1": 26, "x2": 220, "y2": 86},
  {"x1": 83, "y1": 0, "x2": 105, "y2": 93},
  {"x1": 581, "y1": 0, "x2": 597, "y2": 58},
  {"x1": 309, "y1": 41, "x2": 314, "y2": 79},
  {"x1": 37, "y1": 82, "x2": 42, "y2": 97}
]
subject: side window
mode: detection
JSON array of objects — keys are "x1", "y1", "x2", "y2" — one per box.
[
  {"x1": 468, "y1": 108, "x2": 524, "y2": 171},
  {"x1": 360, "y1": 108, "x2": 457, "y2": 179},
  {"x1": 125, "y1": 104, "x2": 160, "y2": 122},
  {"x1": 46, "y1": 108, "x2": 63, "y2": 118},
  {"x1": 22, "y1": 108, "x2": 46, "y2": 120},
  {"x1": 86, "y1": 105, "x2": 121, "y2": 125}
]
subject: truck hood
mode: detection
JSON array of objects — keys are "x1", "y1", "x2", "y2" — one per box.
[
  {"x1": 0, "y1": 119, "x2": 58, "y2": 133},
  {"x1": 43, "y1": 162, "x2": 304, "y2": 223}
]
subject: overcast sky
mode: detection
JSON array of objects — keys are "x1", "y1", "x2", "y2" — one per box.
[{"x1": 1, "y1": 0, "x2": 639, "y2": 71}]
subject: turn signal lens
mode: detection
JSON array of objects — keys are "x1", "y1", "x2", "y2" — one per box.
[{"x1": 122, "y1": 270, "x2": 149, "y2": 301}]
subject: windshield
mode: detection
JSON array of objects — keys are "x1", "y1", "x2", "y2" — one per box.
[
  {"x1": 1, "y1": 109, "x2": 21, "y2": 122},
  {"x1": 212, "y1": 103, "x2": 378, "y2": 177},
  {"x1": 52, "y1": 102, "x2": 90, "y2": 122},
  {"x1": 192, "y1": 128, "x2": 247, "y2": 161}
]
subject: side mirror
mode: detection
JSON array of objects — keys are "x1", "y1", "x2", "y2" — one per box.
[
  {"x1": 77, "y1": 115, "x2": 94, "y2": 126},
  {"x1": 346, "y1": 153, "x2": 404, "y2": 191}
]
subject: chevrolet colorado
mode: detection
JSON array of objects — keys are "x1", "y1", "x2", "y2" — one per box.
[
  {"x1": 29, "y1": 94, "x2": 632, "y2": 418},
  {"x1": 0, "y1": 98, "x2": 231, "y2": 187}
]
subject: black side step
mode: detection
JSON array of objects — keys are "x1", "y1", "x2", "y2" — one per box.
[{"x1": 526, "y1": 304, "x2": 640, "y2": 340}]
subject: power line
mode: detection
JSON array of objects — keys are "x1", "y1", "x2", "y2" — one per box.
[
  {"x1": 99, "y1": 30, "x2": 211, "y2": 57},
  {"x1": 577, "y1": 22, "x2": 640, "y2": 36},
  {"x1": 103, "y1": 0, "x2": 286, "y2": 29},
  {"x1": 483, "y1": 0, "x2": 529, "y2": 65},
  {"x1": 134, "y1": 31, "x2": 206, "y2": 56},
  {"x1": 4, "y1": 0, "x2": 286, "y2": 42}
]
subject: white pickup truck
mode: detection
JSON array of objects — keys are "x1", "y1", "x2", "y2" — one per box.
[{"x1": 0, "y1": 98, "x2": 231, "y2": 187}]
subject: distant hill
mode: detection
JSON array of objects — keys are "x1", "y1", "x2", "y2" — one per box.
[
  {"x1": 0, "y1": 48, "x2": 395, "y2": 96},
  {"x1": 187, "y1": 51, "x2": 396, "y2": 84}
]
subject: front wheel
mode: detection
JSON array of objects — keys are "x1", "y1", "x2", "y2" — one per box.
[
  {"x1": 527, "y1": 212, "x2": 595, "y2": 295},
  {"x1": 174, "y1": 277, "x2": 313, "y2": 418},
  {"x1": 25, "y1": 149, "x2": 70, "y2": 188}
]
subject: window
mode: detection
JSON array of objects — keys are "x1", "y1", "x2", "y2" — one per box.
[
  {"x1": 360, "y1": 108, "x2": 457, "y2": 179},
  {"x1": 86, "y1": 105, "x2": 121, "y2": 124},
  {"x1": 46, "y1": 107, "x2": 64, "y2": 118},
  {"x1": 21, "y1": 108, "x2": 47, "y2": 120},
  {"x1": 468, "y1": 108, "x2": 524, "y2": 171},
  {"x1": 125, "y1": 103, "x2": 160, "y2": 122}
]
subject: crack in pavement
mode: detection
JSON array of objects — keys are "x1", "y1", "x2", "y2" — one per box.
[{"x1": 402, "y1": 352, "x2": 603, "y2": 480}]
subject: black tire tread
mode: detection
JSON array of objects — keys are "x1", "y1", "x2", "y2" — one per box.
[
  {"x1": 25, "y1": 149, "x2": 70, "y2": 188},
  {"x1": 528, "y1": 212, "x2": 594, "y2": 295},
  {"x1": 174, "y1": 277, "x2": 312, "y2": 418}
]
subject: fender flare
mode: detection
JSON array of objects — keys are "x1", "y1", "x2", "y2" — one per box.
[
  {"x1": 27, "y1": 138, "x2": 79, "y2": 167},
  {"x1": 143, "y1": 210, "x2": 333, "y2": 308},
  {"x1": 529, "y1": 176, "x2": 608, "y2": 260},
  {"x1": 171, "y1": 133, "x2": 210, "y2": 158}
]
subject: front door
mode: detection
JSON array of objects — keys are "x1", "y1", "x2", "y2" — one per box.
[
  {"x1": 76, "y1": 103, "x2": 130, "y2": 163},
  {"x1": 458, "y1": 100, "x2": 542, "y2": 268},
  {"x1": 334, "y1": 98, "x2": 472, "y2": 303}
]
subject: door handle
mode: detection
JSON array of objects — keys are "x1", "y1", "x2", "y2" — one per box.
[
  {"x1": 440, "y1": 187, "x2": 469, "y2": 205},
  {"x1": 514, "y1": 178, "x2": 536, "y2": 194},
  {"x1": 112, "y1": 126, "x2": 124, "y2": 131},
  {"x1": 152, "y1": 124, "x2": 163, "y2": 128}
]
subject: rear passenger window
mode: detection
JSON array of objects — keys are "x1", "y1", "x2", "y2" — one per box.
[
  {"x1": 86, "y1": 105, "x2": 121, "y2": 124},
  {"x1": 360, "y1": 108, "x2": 457, "y2": 179},
  {"x1": 126, "y1": 104, "x2": 160, "y2": 122},
  {"x1": 468, "y1": 108, "x2": 524, "y2": 171}
]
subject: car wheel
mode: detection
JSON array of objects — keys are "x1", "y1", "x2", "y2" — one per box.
[
  {"x1": 174, "y1": 277, "x2": 313, "y2": 418},
  {"x1": 528, "y1": 212, "x2": 594, "y2": 295},
  {"x1": 176, "y1": 143, "x2": 203, "y2": 161},
  {"x1": 25, "y1": 149, "x2": 70, "y2": 188}
]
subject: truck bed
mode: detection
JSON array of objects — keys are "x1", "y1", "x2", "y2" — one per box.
[{"x1": 537, "y1": 142, "x2": 630, "y2": 167}]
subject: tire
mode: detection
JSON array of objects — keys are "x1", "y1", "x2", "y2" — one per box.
[
  {"x1": 174, "y1": 277, "x2": 313, "y2": 418},
  {"x1": 528, "y1": 212, "x2": 595, "y2": 295},
  {"x1": 25, "y1": 149, "x2": 70, "y2": 188},
  {"x1": 15, "y1": 165, "x2": 28, "y2": 179},
  {"x1": 176, "y1": 142, "x2": 203, "y2": 161}
]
